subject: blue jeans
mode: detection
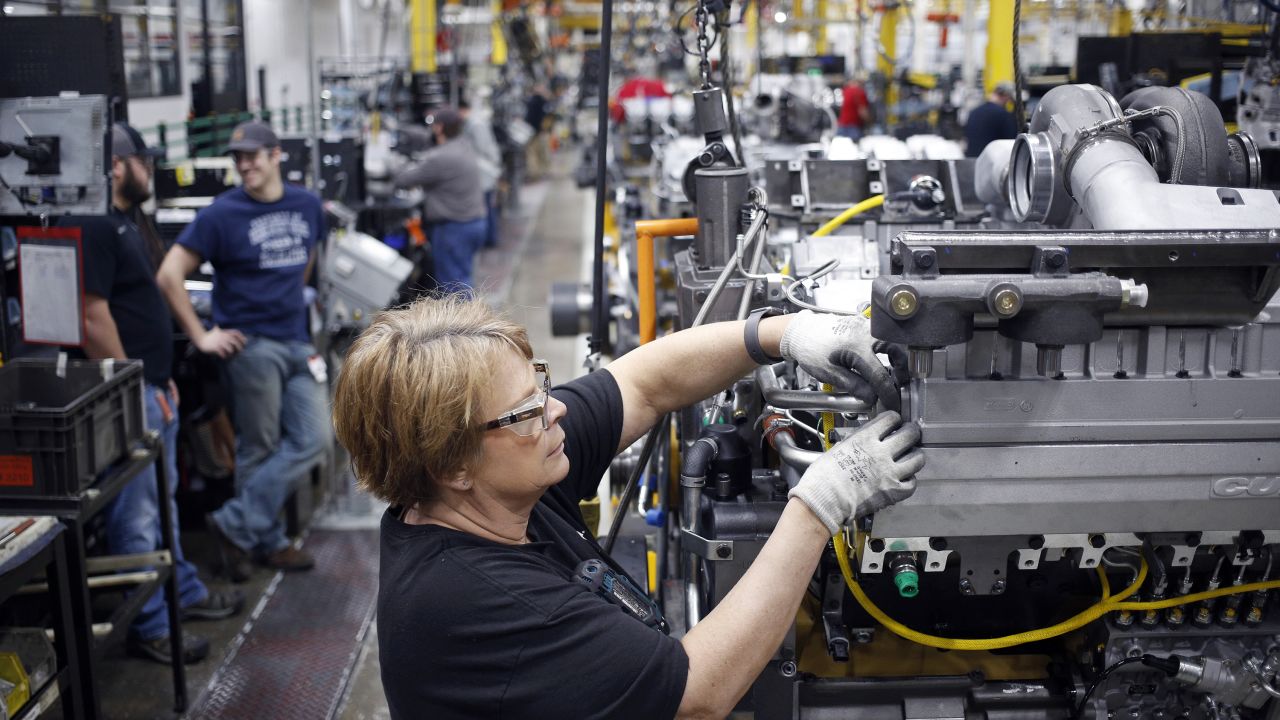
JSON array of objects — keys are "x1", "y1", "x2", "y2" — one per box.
[
  {"x1": 214, "y1": 337, "x2": 330, "y2": 556},
  {"x1": 837, "y1": 126, "x2": 864, "y2": 141},
  {"x1": 483, "y1": 190, "x2": 499, "y2": 248},
  {"x1": 104, "y1": 383, "x2": 208, "y2": 641},
  {"x1": 429, "y1": 218, "x2": 487, "y2": 293}
]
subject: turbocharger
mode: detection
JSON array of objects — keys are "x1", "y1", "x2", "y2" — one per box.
[{"x1": 982, "y1": 84, "x2": 1275, "y2": 230}]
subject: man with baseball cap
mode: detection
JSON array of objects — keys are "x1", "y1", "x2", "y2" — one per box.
[
  {"x1": 393, "y1": 106, "x2": 487, "y2": 293},
  {"x1": 964, "y1": 81, "x2": 1020, "y2": 157},
  {"x1": 71, "y1": 122, "x2": 245, "y2": 665},
  {"x1": 158, "y1": 119, "x2": 331, "y2": 582}
]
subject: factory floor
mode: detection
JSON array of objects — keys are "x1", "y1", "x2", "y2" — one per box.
[{"x1": 55, "y1": 152, "x2": 592, "y2": 719}]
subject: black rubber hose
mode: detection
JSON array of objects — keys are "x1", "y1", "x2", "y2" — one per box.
[
  {"x1": 603, "y1": 414, "x2": 667, "y2": 554},
  {"x1": 679, "y1": 436, "x2": 719, "y2": 481},
  {"x1": 831, "y1": 348, "x2": 903, "y2": 414},
  {"x1": 588, "y1": 0, "x2": 615, "y2": 356}
]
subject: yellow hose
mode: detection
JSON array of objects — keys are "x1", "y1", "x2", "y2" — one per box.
[
  {"x1": 811, "y1": 195, "x2": 886, "y2": 238},
  {"x1": 814, "y1": 270, "x2": 1280, "y2": 650},
  {"x1": 1111, "y1": 580, "x2": 1280, "y2": 610},
  {"x1": 834, "y1": 535, "x2": 1280, "y2": 650}
]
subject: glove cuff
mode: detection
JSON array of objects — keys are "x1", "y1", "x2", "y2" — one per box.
[{"x1": 788, "y1": 482, "x2": 846, "y2": 535}]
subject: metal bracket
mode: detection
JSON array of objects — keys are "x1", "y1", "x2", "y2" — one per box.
[
  {"x1": 820, "y1": 570, "x2": 851, "y2": 661},
  {"x1": 85, "y1": 550, "x2": 174, "y2": 574},
  {"x1": 682, "y1": 528, "x2": 735, "y2": 560}
]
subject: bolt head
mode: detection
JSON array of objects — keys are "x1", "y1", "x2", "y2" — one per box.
[
  {"x1": 889, "y1": 289, "x2": 918, "y2": 317},
  {"x1": 913, "y1": 251, "x2": 935, "y2": 269},
  {"x1": 993, "y1": 289, "x2": 1021, "y2": 317},
  {"x1": 716, "y1": 544, "x2": 732, "y2": 559},
  {"x1": 1046, "y1": 252, "x2": 1065, "y2": 269}
]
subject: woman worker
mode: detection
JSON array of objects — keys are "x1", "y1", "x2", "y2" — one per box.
[{"x1": 332, "y1": 296, "x2": 924, "y2": 720}]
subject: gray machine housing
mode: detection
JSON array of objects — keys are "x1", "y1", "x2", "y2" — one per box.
[{"x1": 669, "y1": 84, "x2": 1280, "y2": 720}]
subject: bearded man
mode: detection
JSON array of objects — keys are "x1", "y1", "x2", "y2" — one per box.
[{"x1": 71, "y1": 122, "x2": 245, "y2": 666}]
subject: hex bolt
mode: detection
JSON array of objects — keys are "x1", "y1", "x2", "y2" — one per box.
[
  {"x1": 959, "y1": 578, "x2": 975, "y2": 595},
  {"x1": 912, "y1": 250, "x2": 935, "y2": 269},
  {"x1": 991, "y1": 579, "x2": 1007, "y2": 594},
  {"x1": 992, "y1": 288, "x2": 1021, "y2": 317},
  {"x1": 1028, "y1": 535, "x2": 1046, "y2": 549},
  {"x1": 869, "y1": 538, "x2": 886, "y2": 553},
  {"x1": 854, "y1": 631, "x2": 873, "y2": 644},
  {"x1": 715, "y1": 544, "x2": 732, "y2": 559},
  {"x1": 1090, "y1": 534, "x2": 1107, "y2": 548},
  {"x1": 1045, "y1": 251, "x2": 1066, "y2": 269},
  {"x1": 889, "y1": 288, "x2": 919, "y2": 317}
]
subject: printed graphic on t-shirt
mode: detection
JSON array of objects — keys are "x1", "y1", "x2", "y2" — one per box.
[{"x1": 248, "y1": 211, "x2": 311, "y2": 270}]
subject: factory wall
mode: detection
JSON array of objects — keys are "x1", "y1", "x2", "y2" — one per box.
[
  {"x1": 244, "y1": 0, "x2": 408, "y2": 115},
  {"x1": 123, "y1": 0, "x2": 408, "y2": 135}
]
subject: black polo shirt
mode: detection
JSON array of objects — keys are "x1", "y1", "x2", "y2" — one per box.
[
  {"x1": 378, "y1": 369, "x2": 689, "y2": 720},
  {"x1": 71, "y1": 207, "x2": 173, "y2": 386}
]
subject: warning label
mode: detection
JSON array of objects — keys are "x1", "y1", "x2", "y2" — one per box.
[{"x1": 0, "y1": 456, "x2": 34, "y2": 487}]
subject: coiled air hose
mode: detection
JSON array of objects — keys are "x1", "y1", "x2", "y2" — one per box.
[
  {"x1": 831, "y1": 535, "x2": 1280, "y2": 651},
  {"x1": 811, "y1": 195, "x2": 885, "y2": 237}
]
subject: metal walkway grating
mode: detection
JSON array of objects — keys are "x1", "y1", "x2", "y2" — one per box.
[{"x1": 186, "y1": 528, "x2": 379, "y2": 720}]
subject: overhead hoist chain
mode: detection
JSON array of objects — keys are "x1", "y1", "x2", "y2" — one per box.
[{"x1": 695, "y1": 0, "x2": 713, "y2": 89}]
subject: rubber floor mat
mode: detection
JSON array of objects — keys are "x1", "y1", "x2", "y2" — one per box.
[{"x1": 186, "y1": 529, "x2": 379, "y2": 720}]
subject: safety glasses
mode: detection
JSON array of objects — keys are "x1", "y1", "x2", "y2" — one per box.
[{"x1": 483, "y1": 360, "x2": 550, "y2": 436}]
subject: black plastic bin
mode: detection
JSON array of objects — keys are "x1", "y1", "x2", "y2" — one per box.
[{"x1": 0, "y1": 358, "x2": 145, "y2": 497}]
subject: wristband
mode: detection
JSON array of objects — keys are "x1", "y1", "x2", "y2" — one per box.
[{"x1": 745, "y1": 307, "x2": 784, "y2": 365}]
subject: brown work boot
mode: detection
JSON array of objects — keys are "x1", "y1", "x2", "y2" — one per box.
[
  {"x1": 205, "y1": 513, "x2": 253, "y2": 583},
  {"x1": 261, "y1": 545, "x2": 315, "y2": 572}
]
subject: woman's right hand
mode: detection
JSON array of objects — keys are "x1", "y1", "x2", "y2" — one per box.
[{"x1": 788, "y1": 411, "x2": 924, "y2": 534}]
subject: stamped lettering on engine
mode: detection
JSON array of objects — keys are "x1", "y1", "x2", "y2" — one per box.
[{"x1": 1211, "y1": 476, "x2": 1280, "y2": 498}]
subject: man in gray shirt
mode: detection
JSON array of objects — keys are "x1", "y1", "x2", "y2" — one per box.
[
  {"x1": 459, "y1": 99, "x2": 502, "y2": 248},
  {"x1": 394, "y1": 107, "x2": 487, "y2": 292}
]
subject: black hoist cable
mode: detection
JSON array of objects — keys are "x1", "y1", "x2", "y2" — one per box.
[{"x1": 588, "y1": 0, "x2": 615, "y2": 358}]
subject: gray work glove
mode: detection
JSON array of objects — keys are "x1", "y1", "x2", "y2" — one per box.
[
  {"x1": 778, "y1": 310, "x2": 895, "y2": 405},
  {"x1": 788, "y1": 412, "x2": 923, "y2": 534}
]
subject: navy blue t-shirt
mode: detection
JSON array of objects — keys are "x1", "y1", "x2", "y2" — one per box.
[
  {"x1": 378, "y1": 370, "x2": 689, "y2": 720},
  {"x1": 964, "y1": 101, "x2": 1019, "y2": 158},
  {"x1": 176, "y1": 186, "x2": 324, "y2": 342}
]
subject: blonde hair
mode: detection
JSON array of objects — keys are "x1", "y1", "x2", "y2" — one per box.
[{"x1": 332, "y1": 295, "x2": 532, "y2": 507}]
